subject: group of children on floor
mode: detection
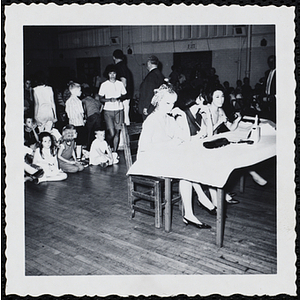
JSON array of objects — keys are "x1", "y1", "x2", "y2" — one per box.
[
  {"x1": 25, "y1": 76, "x2": 122, "y2": 184},
  {"x1": 24, "y1": 117, "x2": 119, "y2": 184},
  {"x1": 25, "y1": 92, "x2": 119, "y2": 183}
]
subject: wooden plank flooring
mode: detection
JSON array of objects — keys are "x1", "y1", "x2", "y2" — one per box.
[{"x1": 25, "y1": 153, "x2": 276, "y2": 275}]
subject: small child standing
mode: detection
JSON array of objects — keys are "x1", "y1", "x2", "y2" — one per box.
[
  {"x1": 65, "y1": 82, "x2": 86, "y2": 160},
  {"x1": 89, "y1": 129, "x2": 118, "y2": 167},
  {"x1": 57, "y1": 124, "x2": 85, "y2": 173},
  {"x1": 33, "y1": 132, "x2": 67, "y2": 183}
]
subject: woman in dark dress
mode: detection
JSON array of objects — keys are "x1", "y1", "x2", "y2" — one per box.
[{"x1": 176, "y1": 89, "x2": 216, "y2": 215}]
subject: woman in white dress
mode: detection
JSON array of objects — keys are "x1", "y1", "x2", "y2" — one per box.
[
  {"x1": 33, "y1": 76, "x2": 57, "y2": 132},
  {"x1": 138, "y1": 82, "x2": 211, "y2": 229}
]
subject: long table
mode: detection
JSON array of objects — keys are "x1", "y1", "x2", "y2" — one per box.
[{"x1": 128, "y1": 119, "x2": 276, "y2": 247}]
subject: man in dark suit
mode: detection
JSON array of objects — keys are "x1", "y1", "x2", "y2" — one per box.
[
  {"x1": 139, "y1": 55, "x2": 165, "y2": 120},
  {"x1": 263, "y1": 55, "x2": 276, "y2": 121}
]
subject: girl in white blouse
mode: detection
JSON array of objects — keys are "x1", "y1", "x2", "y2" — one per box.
[
  {"x1": 33, "y1": 132, "x2": 67, "y2": 184},
  {"x1": 98, "y1": 64, "x2": 127, "y2": 153}
]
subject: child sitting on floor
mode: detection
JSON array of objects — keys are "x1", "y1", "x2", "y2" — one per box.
[
  {"x1": 44, "y1": 120, "x2": 62, "y2": 147},
  {"x1": 24, "y1": 115, "x2": 39, "y2": 151},
  {"x1": 89, "y1": 128, "x2": 118, "y2": 167},
  {"x1": 33, "y1": 132, "x2": 67, "y2": 183},
  {"x1": 24, "y1": 145, "x2": 44, "y2": 183},
  {"x1": 57, "y1": 124, "x2": 85, "y2": 173}
]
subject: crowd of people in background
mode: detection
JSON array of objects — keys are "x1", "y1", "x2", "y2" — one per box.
[
  {"x1": 24, "y1": 49, "x2": 133, "y2": 183},
  {"x1": 24, "y1": 50, "x2": 276, "y2": 189},
  {"x1": 168, "y1": 55, "x2": 276, "y2": 123}
]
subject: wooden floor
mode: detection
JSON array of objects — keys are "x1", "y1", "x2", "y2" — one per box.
[{"x1": 25, "y1": 152, "x2": 276, "y2": 275}]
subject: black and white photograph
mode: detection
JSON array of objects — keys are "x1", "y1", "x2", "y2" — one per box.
[{"x1": 4, "y1": 4, "x2": 296, "y2": 297}]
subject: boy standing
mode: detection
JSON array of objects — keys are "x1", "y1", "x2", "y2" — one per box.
[{"x1": 65, "y1": 82, "x2": 86, "y2": 159}]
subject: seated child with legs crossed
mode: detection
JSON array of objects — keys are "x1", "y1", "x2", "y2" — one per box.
[
  {"x1": 33, "y1": 132, "x2": 67, "y2": 183},
  {"x1": 57, "y1": 124, "x2": 85, "y2": 173},
  {"x1": 24, "y1": 145, "x2": 44, "y2": 183},
  {"x1": 89, "y1": 128, "x2": 119, "y2": 167}
]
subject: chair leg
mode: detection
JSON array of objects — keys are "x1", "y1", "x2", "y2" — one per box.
[
  {"x1": 154, "y1": 182, "x2": 162, "y2": 228},
  {"x1": 128, "y1": 177, "x2": 135, "y2": 218},
  {"x1": 179, "y1": 200, "x2": 183, "y2": 215},
  {"x1": 240, "y1": 174, "x2": 245, "y2": 193}
]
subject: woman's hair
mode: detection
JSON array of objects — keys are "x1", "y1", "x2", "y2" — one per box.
[
  {"x1": 38, "y1": 131, "x2": 55, "y2": 158},
  {"x1": 103, "y1": 64, "x2": 117, "y2": 79},
  {"x1": 177, "y1": 88, "x2": 199, "y2": 110},
  {"x1": 113, "y1": 49, "x2": 124, "y2": 60},
  {"x1": 151, "y1": 80, "x2": 177, "y2": 108},
  {"x1": 206, "y1": 86, "x2": 224, "y2": 104},
  {"x1": 34, "y1": 70, "x2": 47, "y2": 86},
  {"x1": 61, "y1": 124, "x2": 77, "y2": 142}
]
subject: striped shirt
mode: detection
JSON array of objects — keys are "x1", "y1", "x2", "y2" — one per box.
[{"x1": 65, "y1": 95, "x2": 85, "y2": 126}]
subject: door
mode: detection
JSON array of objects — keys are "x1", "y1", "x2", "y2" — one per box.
[
  {"x1": 77, "y1": 57, "x2": 101, "y2": 88},
  {"x1": 173, "y1": 51, "x2": 212, "y2": 89}
]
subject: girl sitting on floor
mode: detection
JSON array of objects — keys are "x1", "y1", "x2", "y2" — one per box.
[
  {"x1": 57, "y1": 124, "x2": 85, "y2": 173},
  {"x1": 33, "y1": 132, "x2": 67, "y2": 183}
]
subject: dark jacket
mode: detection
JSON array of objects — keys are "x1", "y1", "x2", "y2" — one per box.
[
  {"x1": 184, "y1": 109, "x2": 202, "y2": 136},
  {"x1": 139, "y1": 68, "x2": 165, "y2": 115},
  {"x1": 264, "y1": 69, "x2": 276, "y2": 97},
  {"x1": 115, "y1": 61, "x2": 134, "y2": 99}
]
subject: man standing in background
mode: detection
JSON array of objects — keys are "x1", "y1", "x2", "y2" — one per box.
[
  {"x1": 263, "y1": 55, "x2": 276, "y2": 122},
  {"x1": 139, "y1": 55, "x2": 165, "y2": 121},
  {"x1": 113, "y1": 49, "x2": 134, "y2": 125}
]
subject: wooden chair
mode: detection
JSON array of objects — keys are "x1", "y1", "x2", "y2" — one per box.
[{"x1": 121, "y1": 123, "x2": 181, "y2": 229}]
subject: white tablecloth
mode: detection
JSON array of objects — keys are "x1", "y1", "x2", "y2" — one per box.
[{"x1": 128, "y1": 121, "x2": 276, "y2": 188}]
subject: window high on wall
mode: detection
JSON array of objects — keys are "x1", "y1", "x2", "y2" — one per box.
[{"x1": 56, "y1": 25, "x2": 249, "y2": 49}]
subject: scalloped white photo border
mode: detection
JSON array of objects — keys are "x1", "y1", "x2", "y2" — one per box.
[{"x1": 4, "y1": 3, "x2": 297, "y2": 296}]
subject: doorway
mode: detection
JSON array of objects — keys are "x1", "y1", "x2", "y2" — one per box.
[
  {"x1": 173, "y1": 51, "x2": 212, "y2": 89},
  {"x1": 77, "y1": 57, "x2": 101, "y2": 88}
]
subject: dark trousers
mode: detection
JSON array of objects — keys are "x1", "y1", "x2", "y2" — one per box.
[{"x1": 86, "y1": 113, "x2": 102, "y2": 151}]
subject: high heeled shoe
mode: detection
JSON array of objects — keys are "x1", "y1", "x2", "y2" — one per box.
[
  {"x1": 197, "y1": 202, "x2": 217, "y2": 216},
  {"x1": 207, "y1": 207, "x2": 217, "y2": 216},
  {"x1": 182, "y1": 217, "x2": 211, "y2": 229}
]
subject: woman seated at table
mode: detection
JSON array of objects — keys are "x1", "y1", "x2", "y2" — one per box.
[
  {"x1": 175, "y1": 88, "x2": 217, "y2": 215},
  {"x1": 205, "y1": 87, "x2": 242, "y2": 136},
  {"x1": 138, "y1": 81, "x2": 211, "y2": 229},
  {"x1": 204, "y1": 87, "x2": 267, "y2": 205}
]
